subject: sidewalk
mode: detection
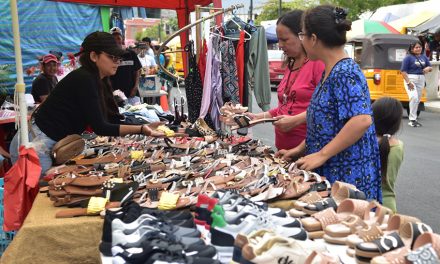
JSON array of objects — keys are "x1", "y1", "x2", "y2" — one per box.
[{"x1": 425, "y1": 98, "x2": 440, "y2": 113}]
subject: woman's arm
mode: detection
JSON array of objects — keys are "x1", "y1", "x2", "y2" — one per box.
[
  {"x1": 296, "y1": 114, "x2": 372, "y2": 170},
  {"x1": 119, "y1": 123, "x2": 164, "y2": 137},
  {"x1": 275, "y1": 139, "x2": 306, "y2": 161},
  {"x1": 401, "y1": 71, "x2": 415, "y2": 90},
  {"x1": 273, "y1": 111, "x2": 307, "y2": 133}
]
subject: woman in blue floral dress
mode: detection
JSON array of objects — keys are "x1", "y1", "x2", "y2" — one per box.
[{"x1": 278, "y1": 5, "x2": 381, "y2": 201}]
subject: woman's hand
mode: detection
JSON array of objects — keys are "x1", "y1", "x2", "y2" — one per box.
[
  {"x1": 423, "y1": 67, "x2": 433, "y2": 74},
  {"x1": 407, "y1": 82, "x2": 415, "y2": 90},
  {"x1": 275, "y1": 147, "x2": 301, "y2": 161},
  {"x1": 296, "y1": 151, "x2": 329, "y2": 171},
  {"x1": 245, "y1": 112, "x2": 258, "y2": 120},
  {"x1": 141, "y1": 124, "x2": 165, "y2": 137},
  {"x1": 273, "y1": 115, "x2": 299, "y2": 133}
]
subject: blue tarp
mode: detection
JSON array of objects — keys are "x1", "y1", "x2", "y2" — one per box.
[
  {"x1": 266, "y1": 24, "x2": 278, "y2": 44},
  {"x1": 0, "y1": 0, "x2": 102, "y2": 93}
]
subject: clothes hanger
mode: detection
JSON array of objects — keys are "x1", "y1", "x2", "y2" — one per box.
[
  {"x1": 223, "y1": 7, "x2": 256, "y2": 38},
  {"x1": 210, "y1": 19, "x2": 252, "y2": 41}
]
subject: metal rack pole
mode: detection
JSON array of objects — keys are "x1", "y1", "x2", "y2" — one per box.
[{"x1": 157, "y1": 4, "x2": 244, "y2": 82}]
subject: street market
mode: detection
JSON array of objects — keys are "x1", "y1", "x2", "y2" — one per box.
[{"x1": 0, "y1": 0, "x2": 440, "y2": 263}]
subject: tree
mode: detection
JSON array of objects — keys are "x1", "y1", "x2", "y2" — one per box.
[
  {"x1": 324, "y1": 0, "x2": 421, "y2": 20},
  {"x1": 255, "y1": 0, "x2": 315, "y2": 25},
  {"x1": 255, "y1": 0, "x2": 422, "y2": 24},
  {"x1": 135, "y1": 17, "x2": 179, "y2": 42}
]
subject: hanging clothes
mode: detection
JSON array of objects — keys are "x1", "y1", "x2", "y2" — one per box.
[
  {"x1": 236, "y1": 31, "x2": 245, "y2": 104},
  {"x1": 184, "y1": 41, "x2": 203, "y2": 123},
  {"x1": 220, "y1": 39, "x2": 239, "y2": 103},
  {"x1": 199, "y1": 36, "x2": 215, "y2": 119},
  {"x1": 198, "y1": 40, "x2": 208, "y2": 85},
  {"x1": 210, "y1": 36, "x2": 223, "y2": 130},
  {"x1": 247, "y1": 27, "x2": 271, "y2": 112}
]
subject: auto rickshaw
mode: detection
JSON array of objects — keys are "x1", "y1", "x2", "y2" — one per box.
[{"x1": 346, "y1": 33, "x2": 426, "y2": 115}]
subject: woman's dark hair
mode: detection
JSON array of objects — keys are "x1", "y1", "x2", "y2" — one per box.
[
  {"x1": 277, "y1": 10, "x2": 303, "y2": 36},
  {"x1": 79, "y1": 51, "x2": 123, "y2": 123},
  {"x1": 302, "y1": 5, "x2": 352, "y2": 47},
  {"x1": 408, "y1": 41, "x2": 423, "y2": 55},
  {"x1": 277, "y1": 10, "x2": 304, "y2": 67},
  {"x1": 372, "y1": 97, "x2": 403, "y2": 182}
]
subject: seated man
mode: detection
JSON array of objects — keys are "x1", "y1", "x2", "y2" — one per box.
[{"x1": 31, "y1": 54, "x2": 59, "y2": 103}]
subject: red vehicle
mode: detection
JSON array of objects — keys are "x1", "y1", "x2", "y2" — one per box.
[{"x1": 268, "y1": 49, "x2": 285, "y2": 85}]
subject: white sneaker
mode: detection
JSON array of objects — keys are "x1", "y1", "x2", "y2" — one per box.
[{"x1": 242, "y1": 236, "x2": 327, "y2": 264}]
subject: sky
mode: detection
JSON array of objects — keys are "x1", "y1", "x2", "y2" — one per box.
[{"x1": 221, "y1": 0, "x2": 268, "y2": 16}]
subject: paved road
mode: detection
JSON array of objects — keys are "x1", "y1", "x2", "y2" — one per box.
[
  {"x1": 252, "y1": 91, "x2": 440, "y2": 232},
  {"x1": 170, "y1": 88, "x2": 440, "y2": 231}
]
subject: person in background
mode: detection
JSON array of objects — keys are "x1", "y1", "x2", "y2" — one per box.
[
  {"x1": 137, "y1": 42, "x2": 157, "y2": 75},
  {"x1": 246, "y1": 10, "x2": 324, "y2": 150},
  {"x1": 428, "y1": 28, "x2": 440, "y2": 60},
  {"x1": 141, "y1": 37, "x2": 155, "y2": 57},
  {"x1": 401, "y1": 41, "x2": 432, "y2": 127},
  {"x1": 372, "y1": 97, "x2": 404, "y2": 213},
  {"x1": 31, "y1": 54, "x2": 59, "y2": 103},
  {"x1": 110, "y1": 27, "x2": 142, "y2": 105},
  {"x1": 279, "y1": 5, "x2": 381, "y2": 201},
  {"x1": 10, "y1": 32, "x2": 164, "y2": 176}
]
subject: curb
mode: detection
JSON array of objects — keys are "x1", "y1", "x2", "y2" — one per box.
[{"x1": 425, "y1": 100, "x2": 440, "y2": 113}]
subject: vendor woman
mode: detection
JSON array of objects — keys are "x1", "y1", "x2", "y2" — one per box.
[{"x1": 10, "y1": 32, "x2": 164, "y2": 176}]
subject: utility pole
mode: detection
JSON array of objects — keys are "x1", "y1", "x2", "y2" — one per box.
[
  {"x1": 249, "y1": 0, "x2": 253, "y2": 23},
  {"x1": 278, "y1": 0, "x2": 282, "y2": 17}
]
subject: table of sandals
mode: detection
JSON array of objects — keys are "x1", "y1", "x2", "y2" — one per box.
[{"x1": 2, "y1": 135, "x2": 439, "y2": 264}]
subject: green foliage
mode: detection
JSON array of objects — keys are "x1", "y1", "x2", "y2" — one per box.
[
  {"x1": 0, "y1": 65, "x2": 12, "y2": 93},
  {"x1": 136, "y1": 18, "x2": 179, "y2": 42},
  {"x1": 255, "y1": 0, "x2": 316, "y2": 25},
  {"x1": 256, "y1": 0, "x2": 423, "y2": 24},
  {"x1": 322, "y1": 0, "x2": 422, "y2": 20}
]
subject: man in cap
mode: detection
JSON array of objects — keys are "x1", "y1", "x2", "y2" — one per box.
[
  {"x1": 109, "y1": 27, "x2": 142, "y2": 103},
  {"x1": 31, "y1": 54, "x2": 59, "y2": 103}
]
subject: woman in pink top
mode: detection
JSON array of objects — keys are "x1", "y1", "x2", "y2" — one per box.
[{"x1": 248, "y1": 10, "x2": 324, "y2": 150}]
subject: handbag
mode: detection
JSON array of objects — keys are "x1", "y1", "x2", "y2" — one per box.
[{"x1": 51, "y1": 134, "x2": 85, "y2": 165}]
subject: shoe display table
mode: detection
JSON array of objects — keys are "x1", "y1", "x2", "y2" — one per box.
[{"x1": 1, "y1": 193, "x2": 103, "y2": 264}]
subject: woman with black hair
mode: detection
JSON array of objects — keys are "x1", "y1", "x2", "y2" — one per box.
[
  {"x1": 372, "y1": 97, "x2": 404, "y2": 212},
  {"x1": 279, "y1": 5, "x2": 382, "y2": 201},
  {"x1": 401, "y1": 41, "x2": 432, "y2": 127},
  {"x1": 247, "y1": 10, "x2": 324, "y2": 150},
  {"x1": 10, "y1": 32, "x2": 164, "y2": 176}
]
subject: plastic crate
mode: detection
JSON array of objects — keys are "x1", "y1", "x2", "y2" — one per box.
[{"x1": 0, "y1": 178, "x2": 15, "y2": 255}]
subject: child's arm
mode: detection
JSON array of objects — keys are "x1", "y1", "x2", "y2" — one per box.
[{"x1": 296, "y1": 114, "x2": 372, "y2": 170}]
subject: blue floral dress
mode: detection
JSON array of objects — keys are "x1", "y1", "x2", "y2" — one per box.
[{"x1": 306, "y1": 58, "x2": 382, "y2": 201}]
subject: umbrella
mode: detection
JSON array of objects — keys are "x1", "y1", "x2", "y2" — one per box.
[
  {"x1": 9, "y1": 0, "x2": 29, "y2": 145},
  {"x1": 347, "y1": 20, "x2": 400, "y2": 40},
  {"x1": 389, "y1": 11, "x2": 437, "y2": 34},
  {"x1": 409, "y1": 14, "x2": 440, "y2": 34}
]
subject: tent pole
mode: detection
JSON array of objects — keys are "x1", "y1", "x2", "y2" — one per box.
[
  {"x1": 157, "y1": 4, "x2": 244, "y2": 82},
  {"x1": 10, "y1": 0, "x2": 29, "y2": 146}
]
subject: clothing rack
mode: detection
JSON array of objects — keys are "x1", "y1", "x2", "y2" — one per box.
[{"x1": 157, "y1": 4, "x2": 244, "y2": 82}]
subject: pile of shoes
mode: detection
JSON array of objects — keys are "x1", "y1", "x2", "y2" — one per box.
[{"x1": 100, "y1": 201, "x2": 220, "y2": 264}]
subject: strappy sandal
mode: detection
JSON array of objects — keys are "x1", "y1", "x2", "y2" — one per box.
[
  {"x1": 346, "y1": 214, "x2": 421, "y2": 249},
  {"x1": 231, "y1": 114, "x2": 277, "y2": 130},
  {"x1": 355, "y1": 222, "x2": 433, "y2": 261},
  {"x1": 302, "y1": 185, "x2": 366, "y2": 215},
  {"x1": 301, "y1": 199, "x2": 370, "y2": 237},
  {"x1": 323, "y1": 201, "x2": 393, "y2": 242},
  {"x1": 304, "y1": 251, "x2": 340, "y2": 264},
  {"x1": 55, "y1": 196, "x2": 119, "y2": 218}
]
